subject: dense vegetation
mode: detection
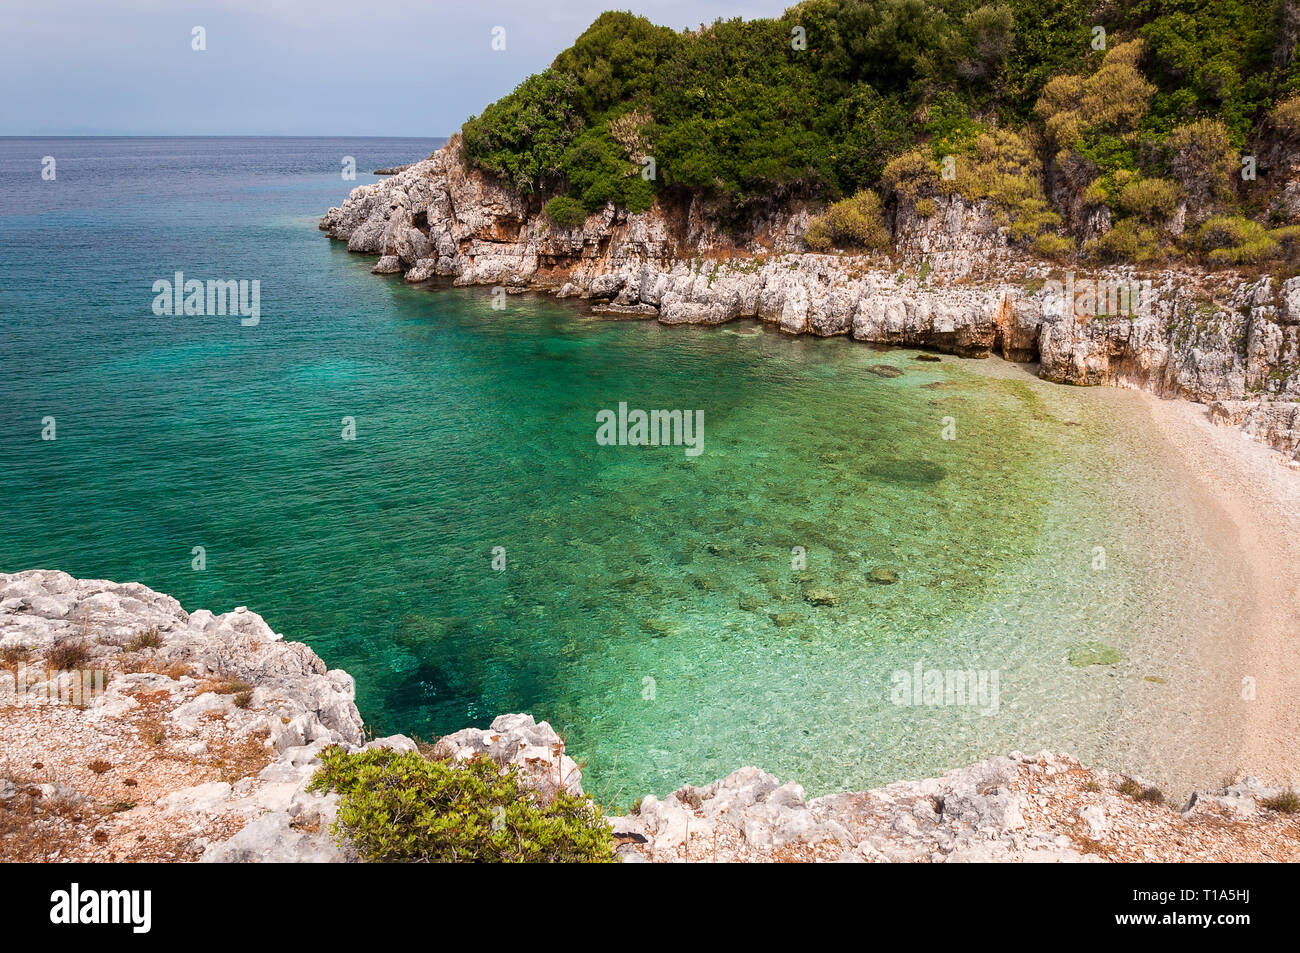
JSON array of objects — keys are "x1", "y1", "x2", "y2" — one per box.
[
  {"x1": 309, "y1": 746, "x2": 615, "y2": 862},
  {"x1": 461, "y1": 1, "x2": 1300, "y2": 266}
]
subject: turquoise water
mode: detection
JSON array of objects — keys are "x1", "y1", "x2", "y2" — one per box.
[{"x1": 0, "y1": 139, "x2": 1245, "y2": 804}]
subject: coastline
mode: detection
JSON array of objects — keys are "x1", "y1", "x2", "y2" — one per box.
[
  {"x1": 320, "y1": 140, "x2": 1300, "y2": 470},
  {"x1": 1139, "y1": 391, "x2": 1300, "y2": 787},
  {"x1": 886, "y1": 354, "x2": 1300, "y2": 800}
]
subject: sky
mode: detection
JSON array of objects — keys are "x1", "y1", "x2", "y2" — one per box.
[{"x1": 1, "y1": 0, "x2": 793, "y2": 136}]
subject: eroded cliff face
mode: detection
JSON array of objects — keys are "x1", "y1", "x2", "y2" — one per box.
[{"x1": 320, "y1": 140, "x2": 1300, "y2": 465}]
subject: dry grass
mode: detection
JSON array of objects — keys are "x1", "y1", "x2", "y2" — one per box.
[
  {"x1": 1118, "y1": 777, "x2": 1165, "y2": 804},
  {"x1": 121, "y1": 657, "x2": 192, "y2": 679},
  {"x1": 124, "y1": 627, "x2": 163, "y2": 652},
  {"x1": 0, "y1": 773, "x2": 94, "y2": 862},
  {"x1": 196, "y1": 677, "x2": 252, "y2": 697},
  {"x1": 0, "y1": 645, "x2": 31, "y2": 672},
  {"x1": 137, "y1": 714, "x2": 167, "y2": 748},
  {"x1": 1262, "y1": 789, "x2": 1300, "y2": 814},
  {"x1": 209, "y1": 729, "x2": 273, "y2": 784},
  {"x1": 47, "y1": 639, "x2": 91, "y2": 671}
]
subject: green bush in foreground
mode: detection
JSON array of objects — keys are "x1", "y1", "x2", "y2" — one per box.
[{"x1": 308, "y1": 745, "x2": 615, "y2": 863}]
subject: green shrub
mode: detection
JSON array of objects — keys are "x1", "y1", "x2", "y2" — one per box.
[
  {"x1": 1082, "y1": 179, "x2": 1110, "y2": 207},
  {"x1": 1116, "y1": 177, "x2": 1181, "y2": 223},
  {"x1": 558, "y1": 124, "x2": 656, "y2": 214},
  {"x1": 461, "y1": 69, "x2": 583, "y2": 193},
  {"x1": 1273, "y1": 96, "x2": 1300, "y2": 139},
  {"x1": 1035, "y1": 40, "x2": 1154, "y2": 158},
  {"x1": 1198, "y1": 215, "x2": 1280, "y2": 265},
  {"x1": 914, "y1": 198, "x2": 938, "y2": 218},
  {"x1": 881, "y1": 150, "x2": 943, "y2": 204},
  {"x1": 1032, "y1": 233, "x2": 1075, "y2": 261},
  {"x1": 805, "y1": 190, "x2": 890, "y2": 251},
  {"x1": 1085, "y1": 217, "x2": 1162, "y2": 264},
  {"x1": 308, "y1": 746, "x2": 615, "y2": 863},
  {"x1": 544, "y1": 195, "x2": 588, "y2": 228},
  {"x1": 1167, "y1": 119, "x2": 1236, "y2": 207}
]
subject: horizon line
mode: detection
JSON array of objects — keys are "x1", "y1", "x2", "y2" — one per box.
[{"x1": 0, "y1": 134, "x2": 452, "y2": 139}]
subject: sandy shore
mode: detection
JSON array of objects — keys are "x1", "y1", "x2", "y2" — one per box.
[{"x1": 1141, "y1": 393, "x2": 1300, "y2": 789}]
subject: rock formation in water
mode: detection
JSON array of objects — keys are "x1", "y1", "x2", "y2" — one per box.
[
  {"x1": 320, "y1": 138, "x2": 1300, "y2": 466},
  {"x1": 4, "y1": 572, "x2": 1298, "y2": 863}
]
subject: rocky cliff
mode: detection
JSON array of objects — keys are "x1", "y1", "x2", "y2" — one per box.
[
  {"x1": 321, "y1": 139, "x2": 1300, "y2": 465},
  {"x1": 3, "y1": 572, "x2": 1298, "y2": 863}
]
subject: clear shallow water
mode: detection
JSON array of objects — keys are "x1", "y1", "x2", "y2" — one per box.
[{"x1": 0, "y1": 138, "x2": 1245, "y2": 805}]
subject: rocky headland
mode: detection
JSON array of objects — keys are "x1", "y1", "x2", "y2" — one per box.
[
  {"x1": 3, "y1": 570, "x2": 1297, "y2": 863},
  {"x1": 320, "y1": 138, "x2": 1300, "y2": 466}
]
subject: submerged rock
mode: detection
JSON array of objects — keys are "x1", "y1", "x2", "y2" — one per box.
[
  {"x1": 868, "y1": 567, "x2": 900, "y2": 584},
  {"x1": 1069, "y1": 642, "x2": 1121, "y2": 667},
  {"x1": 803, "y1": 587, "x2": 840, "y2": 606},
  {"x1": 640, "y1": 618, "x2": 672, "y2": 637},
  {"x1": 867, "y1": 461, "x2": 946, "y2": 485},
  {"x1": 866, "y1": 364, "x2": 905, "y2": 378}
]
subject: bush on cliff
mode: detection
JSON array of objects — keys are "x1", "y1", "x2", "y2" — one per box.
[
  {"x1": 1115, "y1": 176, "x2": 1182, "y2": 223},
  {"x1": 459, "y1": 1, "x2": 1300, "y2": 264},
  {"x1": 805, "y1": 189, "x2": 890, "y2": 251},
  {"x1": 544, "y1": 195, "x2": 589, "y2": 228},
  {"x1": 1273, "y1": 96, "x2": 1300, "y2": 139},
  {"x1": 1197, "y1": 215, "x2": 1281, "y2": 265},
  {"x1": 461, "y1": 70, "x2": 583, "y2": 192},
  {"x1": 1167, "y1": 118, "x2": 1237, "y2": 209},
  {"x1": 308, "y1": 745, "x2": 615, "y2": 863},
  {"x1": 1084, "y1": 216, "x2": 1163, "y2": 264}
]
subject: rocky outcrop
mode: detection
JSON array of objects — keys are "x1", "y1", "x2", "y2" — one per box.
[
  {"x1": 321, "y1": 142, "x2": 1300, "y2": 464},
  {"x1": 610, "y1": 752, "x2": 1300, "y2": 863},
  {"x1": 0, "y1": 570, "x2": 364, "y2": 862},
  {"x1": 0, "y1": 570, "x2": 589, "y2": 863}
]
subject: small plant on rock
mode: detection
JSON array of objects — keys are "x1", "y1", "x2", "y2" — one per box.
[
  {"x1": 47, "y1": 639, "x2": 90, "y2": 671},
  {"x1": 1118, "y1": 777, "x2": 1164, "y2": 804},
  {"x1": 125, "y1": 627, "x2": 162, "y2": 652},
  {"x1": 1262, "y1": 789, "x2": 1300, "y2": 814}
]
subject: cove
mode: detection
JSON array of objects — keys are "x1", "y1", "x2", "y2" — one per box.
[{"x1": 0, "y1": 137, "x2": 1252, "y2": 809}]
